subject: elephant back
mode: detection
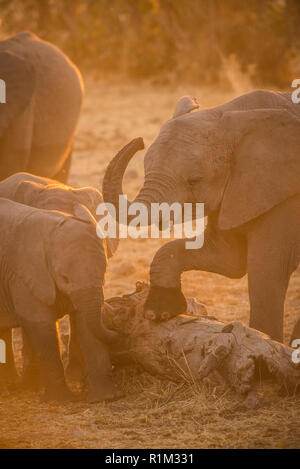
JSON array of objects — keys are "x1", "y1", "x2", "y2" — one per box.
[{"x1": 0, "y1": 32, "x2": 84, "y2": 178}]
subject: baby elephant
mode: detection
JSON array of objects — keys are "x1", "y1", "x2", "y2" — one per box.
[
  {"x1": 0, "y1": 172, "x2": 119, "y2": 257},
  {"x1": 0, "y1": 198, "x2": 122, "y2": 402},
  {"x1": 0, "y1": 172, "x2": 119, "y2": 387}
]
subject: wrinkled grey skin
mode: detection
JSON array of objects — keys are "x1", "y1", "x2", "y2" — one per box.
[
  {"x1": 103, "y1": 91, "x2": 300, "y2": 343},
  {"x1": 0, "y1": 172, "x2": 119, "y2": 389},
  {"x1": 0, "y1": 198, "x2": 122, "y2": 402},
  {"x1": 0, "y1": 32, "x2": 83, "y2": 182}
]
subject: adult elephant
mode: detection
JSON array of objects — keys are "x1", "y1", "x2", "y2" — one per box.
[
  {"x1": 0, "y1": 31, "x2": 83, "y2": 182},
  {"x1": 103, "y1": 90, "x2": 300, "y2": 343}
]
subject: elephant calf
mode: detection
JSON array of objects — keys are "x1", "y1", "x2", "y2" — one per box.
[
  {"x1": 0, "y1": 198, "x2": 122, "y2": 402},
  {"x1": 0, "y1": 172, "x2": 118, "y2": 257},
  {"x1": 0, "y1": 172, "x2": 119, "y2": 388}
]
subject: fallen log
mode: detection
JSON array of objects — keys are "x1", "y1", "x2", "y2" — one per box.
[{"x1": 102, "y1": 282, "x2": 299, "y2": 407}]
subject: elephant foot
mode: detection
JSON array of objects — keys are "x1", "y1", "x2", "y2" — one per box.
[
  {"x1": 143, "y1": 285, "x2": 187, "y2": 321},
  {"x1": 88, "y1": 380, "x2": 124, "y2": 403},
  {"x1": 41, "y1": 383, "x2": 78, "y2": 403}
]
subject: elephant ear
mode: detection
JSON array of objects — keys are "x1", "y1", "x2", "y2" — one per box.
[
  {"x1": 11, "y1": 212, "x2": 56, "y2": 305},
  {"x1": 73, "y1": 190, "x2": 119, "y2": 257},
  {"x1": 0, "y1": 51, "x2": 36, "y2": 136},
  {"x1": 173, "y1": 96, "x2": 199, "y2": 118},
  {"x1": 219, "y1": 109, "x2": 300, "y2": 230}
]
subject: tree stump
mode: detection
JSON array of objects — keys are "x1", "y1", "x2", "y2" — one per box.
[{"x1": 103, "y1": 282, "x2": 300, "y2": 407}]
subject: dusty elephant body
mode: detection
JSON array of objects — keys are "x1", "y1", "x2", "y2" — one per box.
[
  {"x1": 103, "y1": 90, "x2": 300, "y2": 343},
  {"x1": 0, "y1": 172, "x2": 119, "y2": 389},
  {"x1": 0, "y1": 31, "x2": 83, "y2": 181},
  {"x1": 0, "y1": 198, "x2": 122, "y2": 402}
]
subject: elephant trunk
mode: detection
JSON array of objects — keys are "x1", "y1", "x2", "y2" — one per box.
[
  {"x1": 70, "y1": 288, "x2": 119, "y2": 345},
  {"x1": 103, "y1": 138, "x2": 155, "y2": 225}
]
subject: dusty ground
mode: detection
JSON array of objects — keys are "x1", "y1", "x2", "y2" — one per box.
[{"x1": 0, "y1": 78, "x2": 299, "y2": 449}]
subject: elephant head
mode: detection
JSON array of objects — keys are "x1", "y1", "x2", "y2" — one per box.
[
  {"x1": 12, "y1": 178, "x2": 118, "y2": 257},
  {"x1": 103, "y1": 96, "x2": 300, "y2": 231}
]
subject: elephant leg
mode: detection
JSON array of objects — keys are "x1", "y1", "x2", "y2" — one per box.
[
  {"x1": 247, "y1": 260, "x2": 289, "y2": 343},
  {"x1": 21, "y1": 330, "x2": 41, "y2": 391},
  {"x1": 65, "y1": 315, "x2": 86, "y2": 384},
  {"x1": 74, "y1": 310, "x2": 123, "y2": 403},
  {"x1": 145, "y1": 220, "x2": 247, "y2": 320},
  {"x1": 0, "y1": 144, "x2": 30, "y2": 180},
  {"x1": 0, "y1": 102, "x2": 33, "y2": 179},
  {"x1": 0, "y1": 329, "x2": 19, "y2": 389},
  {"x1": 22, "y1": 318, "x2": 74, "y2": 401},
  {"x1": 10, "y1": 282, "x2": 74, "y2": 400},
  {"x1": 247, "y1": 224, "x2": 296, "y2": 342},
  {"x1": 53, "y1": 148, "x2": 72, "y2": 183}
]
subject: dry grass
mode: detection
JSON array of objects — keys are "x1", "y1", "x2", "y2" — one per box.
[{"x1": 0, "y1": 78, "x2": 299, "y2": 448}]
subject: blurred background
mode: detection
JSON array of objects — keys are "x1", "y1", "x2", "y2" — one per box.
[{"x1": 0, "y1": 0, "x2": 299, "y2": 88}]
